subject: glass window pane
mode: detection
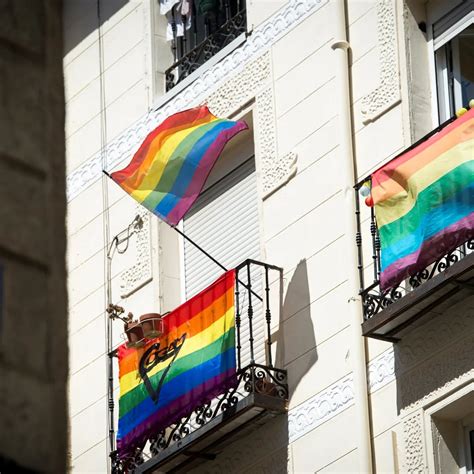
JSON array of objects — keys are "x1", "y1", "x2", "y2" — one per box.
[{"x1": 458, "y1": 24, "x2": 474, "y2": 105}]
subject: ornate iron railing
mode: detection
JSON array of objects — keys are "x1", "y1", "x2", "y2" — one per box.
[
  {"x1": 111, "y1": 259, "x2": 287, "y2": 473},
  {"x1": 355, "y1": 174, "x2": 473, "y2": 323},
  {"x1": 165, "y1": 1, "x2": 247, "y2": 91}
]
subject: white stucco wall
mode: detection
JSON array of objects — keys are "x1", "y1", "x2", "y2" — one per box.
[{"x1": 64, "y1": 0, "x2": 473, "y2": 472}]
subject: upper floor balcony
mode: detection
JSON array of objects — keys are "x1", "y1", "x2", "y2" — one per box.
[
  {"x1": 355, "y1": 113, "x2": 474, "y2": 342},
  {"x1": 165, "y1": 0, "x2": 247, "y2": 91},
  {"x1": 111, "y1": 259, "x2": 288, "y2": 473}
]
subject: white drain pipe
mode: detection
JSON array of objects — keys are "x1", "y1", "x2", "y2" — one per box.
[{"x1": 331, "y1": 0, "x2": 373, "y2": 472}]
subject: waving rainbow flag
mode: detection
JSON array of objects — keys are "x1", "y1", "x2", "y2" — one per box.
[
  {"x1": 372, "y1": 108, "x2": 474, "y2": 290},
  {"x1": 116, "y1": 270, "x2": 236, "y2": 459},
  {"x1": 109, "y1": 106, "x2": 248, "y2": 226}
]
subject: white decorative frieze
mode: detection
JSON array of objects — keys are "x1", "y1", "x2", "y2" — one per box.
[
  {"x1": 368, "y1": 348, "x2": 395, "y2": 393},
  {"x1": 67, "y1": 0, "x2": 328, "y2": 202},
  {"x1": 119, "y1": 207, "x2": 153, "y2": 298},
  {"x1": 288, "y1": 374, "x2": 355, "y2": 443},
  {"x1": 361, "y1": 0, "x2": 401, "y2": 123}
]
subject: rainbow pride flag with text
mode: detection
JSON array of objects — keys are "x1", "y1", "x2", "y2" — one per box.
[
  {"x1": 110, "y1": 106, "x2": 248, "y2": 226},
  {"x1": 372, "y1": 108, "x2": 474, "y2": 290},
  {"x1": 116, "y1": 270, "x2": 236, "y2": 459}
]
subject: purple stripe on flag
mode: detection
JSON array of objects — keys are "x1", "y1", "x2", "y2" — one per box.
[
  {"x1": 380, "y1": 212, "x2": 474, "y2": 290},
  {"x1": 165, "y1": 121, "x2": 248, "y2": 226},
  {"x1": 117, "y1": 368, "x2": 237, "y2": 458}
]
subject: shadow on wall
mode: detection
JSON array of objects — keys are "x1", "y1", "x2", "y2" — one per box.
[
  {"x1": 394, "y1": 294, "x2": 474, "y2": 415},
  {"x1": 190, "y1": 260, "x2": 317, "y2": 474},
  {"x1": 276, "y1": 258, "x2": 318, "y2": 401},
  {"x1": 392, "y1": 295, "x2": 474, "y2": 471},
  {"x1": 63, "y1": 0, "x2": 129, "y2": 55}
]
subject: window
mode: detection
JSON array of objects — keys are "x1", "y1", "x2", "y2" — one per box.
[
  {"x1": 182, "y1": 157, "x2": 259, "y2": 299},
  {"x1": 426, "y1": 387, "x2": 474, "y2": 474},
  {"x1": 467, "y1": 426, "x2": 474, "y2": 473},
  {"x1": 163, "y1": 0, "x2": 247, "y2": 91},
  {"x1": 434, "y1": 3, "x2": 474, "y2": 121},
  {"x1": 180, "y1": 114, "x2": 266, "y2": 366}
]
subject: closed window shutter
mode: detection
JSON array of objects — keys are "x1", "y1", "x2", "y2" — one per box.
[{"x1": 183, "y1": 158, "x2": 266, "y2": 366}]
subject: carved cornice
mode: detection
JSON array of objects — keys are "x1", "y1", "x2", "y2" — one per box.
[
  {"x1": 361, "y1": 0, "x2": 401, "y2": 123},
  {"x1": 67, "y1": 0, "x2": 328, "y2": 202}
]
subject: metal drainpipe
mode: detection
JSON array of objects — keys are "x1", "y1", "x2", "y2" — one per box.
[{"x1": 331, "y1": 0, "x2": 373, "y2": 472}]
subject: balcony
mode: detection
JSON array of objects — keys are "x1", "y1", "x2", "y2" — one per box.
[
  {"x1": 355, "y1": 118, "x2": 474, "y2": 342},
  {"x1": 111, "y1": 260, "x2": 288, "y2": 473},
  {"x1": 165, "y1": 1, "x2": 247, "y2": 91}
]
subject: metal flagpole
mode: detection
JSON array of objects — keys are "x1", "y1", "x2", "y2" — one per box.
[
  {"x1": 172, "y1": 225, "x2": 263, "y2": 302},
  {"x1": 102, "y1": 170, "x2": 263, "y2": 302}
]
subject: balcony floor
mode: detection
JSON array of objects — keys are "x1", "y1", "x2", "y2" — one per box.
[
  {"x1": 136, "y1": 393, "x2": 287, "y2": 473},
  {"x1": 362, "y1": 252, "x2": 474, "y2": 341}
]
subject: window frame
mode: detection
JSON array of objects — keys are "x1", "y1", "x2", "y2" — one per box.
[
  {"x1": 423, "y1": 383, "x2": 474, "y2": 474},
  {"x1": 463, "y1": 418, "x2": 474, "y2": 474},
  {"x1": 430, "y1": 2, "x2": 474, "y2": 123}
]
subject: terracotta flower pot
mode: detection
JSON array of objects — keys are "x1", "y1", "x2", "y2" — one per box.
[
  {"x1": 139, "y1": 313, "x2": 163, "y2": 339},
  {"x1": 255, "y1": 378, "x2": 277, "y2": 396},
  {"x1": 125, "y1": 321, "x2": 145, "y2": 348}
]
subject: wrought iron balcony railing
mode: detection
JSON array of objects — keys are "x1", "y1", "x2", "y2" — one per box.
[
  {"x1": 111, "y1": 259, "x2": 288, "y2": 473},
  {"x1": 165, "y1": 1, "x2": 247, "y2": 91},
  {"x1": 354, "y1": 121, "x2": 474, "y2": 341}
]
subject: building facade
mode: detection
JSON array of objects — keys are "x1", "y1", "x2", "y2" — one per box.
[
  {"x1": 0, "y1": 0, "x2": 68, "y2": 472},
  {"x1": 64, "y1": 0, "x2": 474, "y2": 472}
]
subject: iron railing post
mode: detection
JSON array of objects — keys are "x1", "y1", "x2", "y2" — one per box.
[
  {"x1": 264, "y1": 265, "x2": 273, "y2": 368},
  {"x1": 246, "y1": 261, "x2": 255, "y2": 364},
  {"x1": 235, "y1": 273, "x2": 242, "y2": 371}
]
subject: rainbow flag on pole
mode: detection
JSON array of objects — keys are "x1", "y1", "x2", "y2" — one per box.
[
  {"x1": 372, "y1": 108, "x2": 474, "y2": 291},
  {"x1": 109, "y1": 106, "x2": 248, "y2": 226},
  {"x1": 116, "y1": 270, "x2": 236, "y2": 458}
]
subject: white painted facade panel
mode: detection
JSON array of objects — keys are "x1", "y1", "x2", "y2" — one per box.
[{"x1": 63, "y1": 0, "x2": 474, "y2": 472}]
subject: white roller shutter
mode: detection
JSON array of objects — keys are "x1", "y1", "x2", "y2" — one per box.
[
  {"x1": 433, "y1": 1, "x2": 474, "y2": 49},
  {"x1": 183, "y1": 158, "x2": 266, "y2": 366}
]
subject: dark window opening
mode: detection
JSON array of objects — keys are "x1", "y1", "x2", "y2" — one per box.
[
  {"x1": 166, "y1": 0, "x2": 246, "y2": 90},
  {"x1": 436, "y1": 23, "x2": 474, "y2": 121}
]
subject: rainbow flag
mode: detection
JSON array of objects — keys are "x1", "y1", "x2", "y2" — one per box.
[
  {"x1": 116, "y1": 270, "x2": 236, "y2": 458},
  {"x1": 109, "y1": 106, "x2": 248, "y2": 226},
  {"x1": 372, "y1": 108, "x2": 474, "y2": 291}
]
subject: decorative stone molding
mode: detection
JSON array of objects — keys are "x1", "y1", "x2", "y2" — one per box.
[
  {"x1": 368, "y1": 348, "x2": 395, "y2": 393},
  {"x1": 288, "y1": 374, "x2": 354, "y2": 443},
  {"x1": 206, "y1": 53, "x2": 271, "y2": 117},
  {"x1": 402, "y1": 412, "x2": 425, "y2": 473},
  {"x1": 254, "y1": 87, "x2": 298, "y2": 198},
  {"x1": 361, "y1": 0, "x2": 401, "y2": 123},
  {"x1": 67, "y1": 0, "x2": 328, "y2": 202},
  {"x1": 208, "y1": 53, "x2": 299, "y2": 196},
  {"x1": 263, "y1": 151, "x2": 298, "y2": 198},
  {"x1": 119, "y1": 207, "x2": 153, "y2": 298}
]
